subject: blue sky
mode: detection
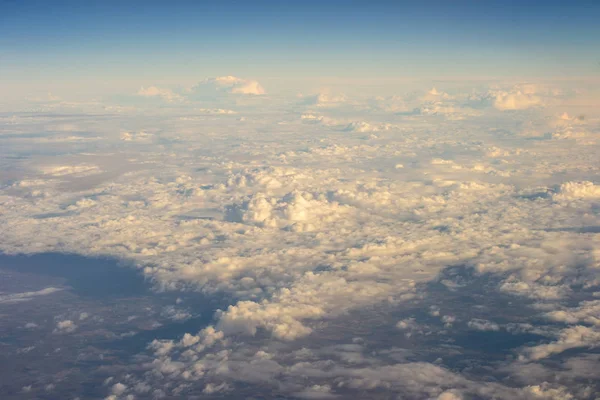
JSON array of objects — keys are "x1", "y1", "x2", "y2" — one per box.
[{"x1": 1, "y1": 0, "x2": 599, "y2": 94}]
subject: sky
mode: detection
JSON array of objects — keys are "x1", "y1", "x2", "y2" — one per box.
[
  {"x1": 1, "y1": 2, "x2": 600, "y2": 400},
  {"x1": 1, "y1": 0, "x2": 600, "y2": 95}
]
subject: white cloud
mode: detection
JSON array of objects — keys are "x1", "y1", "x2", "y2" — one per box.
[
  {"x1": 493, "y1": 86, "x2": 542, "y2": 110},
  {"x1": 196, "y1": 108, "x2": 237, "y2": 115},
  {"x1": 300, "y1": 91, "x2": 347, "y2": 107},
  {"x1": 41, "y1": 164, "x2": 102, "y2": 177},
  {"x1": 422, "y1": 87, "x2": 453, "y2": 102},
  {"x1": 190, "y1": 76, "x2": 265, "y2": 96},
  {"x1": 522, "y1": 383, "x2": 574, "y2": 400},
  {"x1": 137, "y1": 86, "x2": 183, "y2": 102},
  {"x1": 54, "y1": 320, "x2": 77, "y2": 333},
  {"x1": 111, "y1": 383, "x2": 127, "y2": 396},
  {"x1": 545, "y1": 300, "x2": 600, "y2": 327},
  {"x1": 521, "y1": 325, "x2": 600, "y2": 361},
  {"x1": 300, "y1": 114, "x2": 395, "y2": 132},
  {"x1": 120, "y1": 131, "x2": 153, "y2": 142},
  {"x1": 0, "y1": 287, "x2": 63, "y2": 304},
  {"x1": 203, "y1": 382, "x2": 229, "y2": 394},
  {"x1": 2, "y1": 79, "x2": 600, "y2": 399},
  {"x1": 467, "y1": 319, "x2": 500, "y2": 332},
  {"x1": 161, "y1": 305, "x2": 192, "y2": 322},
  {"x1": 437, "y1": 391, "x2": 463, "y2": 400},
  {"x1": 553, "y1": 181, "x2": 600, "y2": 202},
  {"x1": 293, "y1": 384, "x2": 338, "y2": 398}
]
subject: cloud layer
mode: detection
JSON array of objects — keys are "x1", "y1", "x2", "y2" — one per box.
[{"x1": 1, "y1": 78, "x2": 600, "y2": 399}]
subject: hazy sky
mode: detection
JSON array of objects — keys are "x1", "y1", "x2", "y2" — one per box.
[{"x1": 1, "y1": 0, "x2": 599, "y2": 95}]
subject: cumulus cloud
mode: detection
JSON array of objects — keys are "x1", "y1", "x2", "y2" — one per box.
[
  {"x1": 54, "y1": 319, "x2": 77, "y2": 333},
  {"x1": 521, "y1": 325, "x2": 600, "y2": 361},
  {"x1": 2, "y1": 79, "x2": 600, "y2": 399},
  {"x1": 137, "y1": 86, "x2": 183, "y2": 102},
  {"x1": 553, "y1": 181, "x2": 600, "y2": 202},
  {"x1": 111, "y1": 383, "x2": 127, "y2": 396},
  {"x1": 422, "y1": 87, "x2": 453, "y2": 102},
  {"x1": 300, "y1": 114, "x2": 394, "y2": 133},
  {"x1": 545, "y1": 300, "x2": 600, "y2": 326},
  {"x1": 120, "y1": 131, "x2": 153, "y2": 142},
  {"x1": 300, "y1": 91, "x2": 347, "y2": 107},
  {"x1": 467, "y1": 319, "x2": 500, "y2": 332},
  {"x1": 493, "y1": 85, "x2": 542, "y2": 110},
  {"x1": 196, "y1": 108, "x2": 237, "y2": 115},
  {"x1": 293, "y1": 384, "x2": 338, "y2": 398},
  {"x1": 190, "y1": 76, "x2": 265, "y2": 96},
  {"x1": 437, "y1": 391, "x2": 463, "y2": 400}
]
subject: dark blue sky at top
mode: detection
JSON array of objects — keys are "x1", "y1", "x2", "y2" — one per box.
[{"x1": 1, "y1": 0, "x2": 599, "y2": 82}]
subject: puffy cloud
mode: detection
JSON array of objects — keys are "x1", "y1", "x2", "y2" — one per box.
[
  {"x1": 2, "y1": 80, "x2": 600, "y2": 399},
  {"x1": 421, "y1": 87, "x2": 453, "y2": 102},
  {"x1": 521, "y1": 325, "x2": 600, "y2": 361},
  {"x1": 522, "y1": 384, "x2": 574, "y2": 400},
  {"x1": 161, "y1": 305, "x2": 193, "y2": 322},
  {"x1": 553, "y1": 181, "x2": 600, "y2": 202},
  {"x1": 437, "y1": 391, "x2": 463, "y2": 400},
  {"x1": 120, "y1": 131, "x2": 153, "y2": 142},
  {"x1": 493, "y1": 86, "x2": 542, "y2": 110},
  {"x1": 467, "y1": 319, "x2": 500, "y2": 332},
  {"x1": 225, "y1": 190, "x2": 351, "y2": 232},
  {"x1": 137, "y1": 86, "x2": 183, "y2": 102},
  {"x1": 300, "y1": 91, "x2": 347, "y2": 107},
  {"x1": 203, "y1": 382, "x2": 229, "y2": 394},
  {"x1": 190, "y1": 76, "x2": 265, "y2": 96},
  {"x1": 111, "y1": 383, "x2": 127, "y2": 396},
  {"x1": 545, "y1": 300, "x2": 600, "y2": 327},
  {"x1": 300, "y1": 114, "x2": 395, "y2": 132},
  {"x1": 293, "y1": 384, "x2": 338, "y2": 398},
  {"x1": 54, "y1": 319, "x2": 77, "y2": 333},
  {"x1": 396, "y1": 318, "x2": 418, "y2": 331},
  {"x1": 216, "y1": 270, "x2": 402, "y2": 340},
  {"x1": 196, "y1": 108, "x2": 237, "y2": 115}
]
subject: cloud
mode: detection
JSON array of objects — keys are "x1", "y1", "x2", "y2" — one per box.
[
  {"x1": 300, "y1": 91, "x2": 347, "y2": 107},
  {"x1": 190, "y1": 76, "x2": 265, "y2": 96},
  {"x1": 437, "y1": 391, "x2": 463, "y2": 400},
  {"x1": 196, "y1": 108, "x2": 237, "y2": 115},
  {"x1": 203, "y1": 382, "x2": 230, "y2": 394},
  {"x1": 0, "y1": 287, "x2": 63, "y2": 304},
  {"x1": 41, "y1": 164, "x2": 102, "y2": 177},
  {"x1": 137, "y1": 86, "x2": 184, "y2": 102},
  {"x1": 521, "y1": 325, "x2": 600, "y2": 361},
  {"x1": 300, "y1": 114, "x2": 395, "y2": 133},
  {"x1": 161, "y1": 305, "x2": 193, "y2": 322},
  {"x1": 493, "y1": 85, "x2": 542, "y2": 110},
  {"x1": 421, "y1": 87, "x2": 453, "y2": 102},
  {"x1": 467, "y1": 319, "x2": 500, "y2": 332},
  {"x1": 2, "y1": 79, "x2": 600, "y2": 399},
  {"x1": 54, "y1": 319, "x2": 77, "y2": 333},
  {"x1": 553, "y1": 181, "x2": 600, "y2": 202},
  {"x1": 545, "y1": 300, "x2": 600, "y2": 326},
  {"x1": 293, "y1": 384, "x2": 338, "y2": 398},
  {"x1": 111, "y1": 383, "x2": 127, "y2": 396},
  {"x1": 120, "y1": 131, "x2": 153, "y2": 142}
]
